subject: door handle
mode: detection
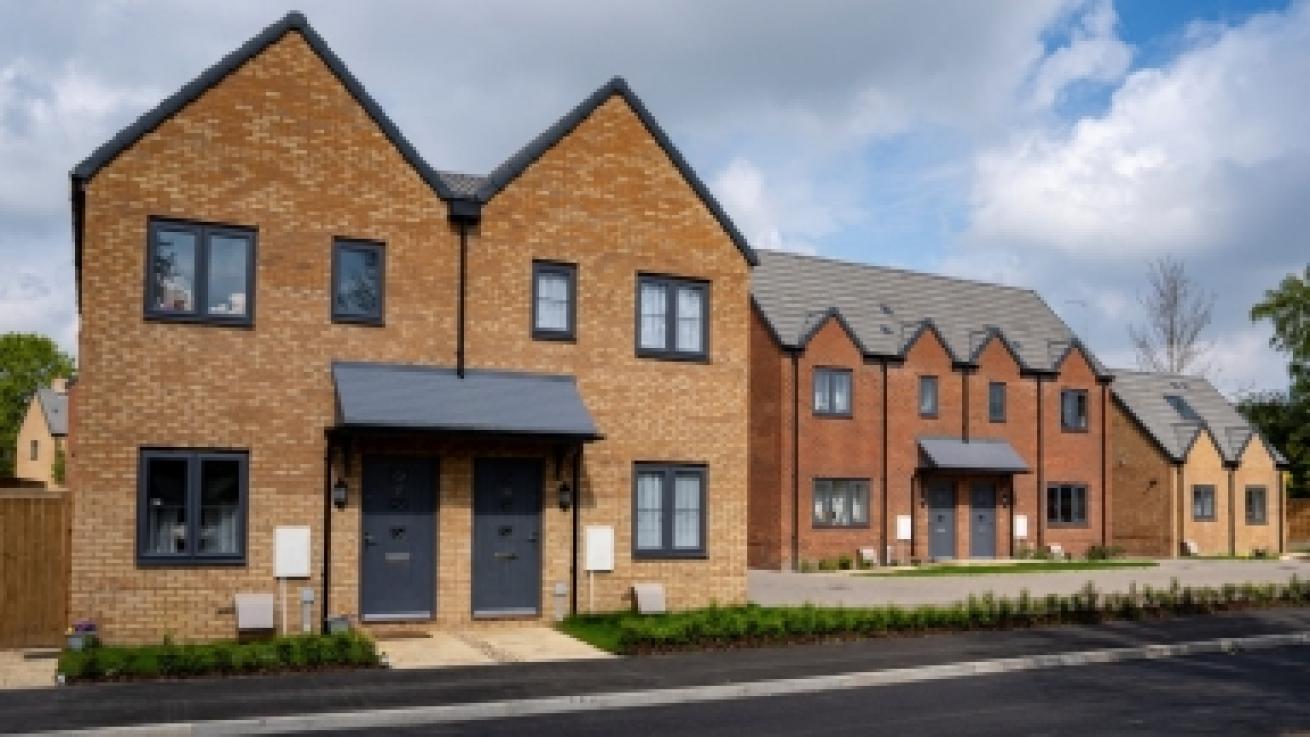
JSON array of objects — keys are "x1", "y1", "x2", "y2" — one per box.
[{"x1": 494, "y1": 551, "x2": 518, "y2": 560}]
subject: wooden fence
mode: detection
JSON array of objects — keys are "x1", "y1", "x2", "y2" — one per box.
[
  {"x1": 1290, "y1": 498, "x2": 1310, "y2": 550},
  {"x1": 0, "y1": 490, "x2": 70, "y2": 648}
]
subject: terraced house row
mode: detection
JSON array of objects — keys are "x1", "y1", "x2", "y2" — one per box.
[{"x1": 65, "y1": 11, "x2": 1288, "y2": 642}]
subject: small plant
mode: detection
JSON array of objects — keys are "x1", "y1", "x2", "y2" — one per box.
[
  {"x1": 817, "y1": 558, "x2": 838, "y2": 572},
  {"x1": 837, "y1": 554, "x2": 853, "y2": 571},
  {"x1": 798, "y1": 560, "x2": 816, "y2": 573},
  {"x1": 1084, "y1": 545, "x2": 1124, "y2": 561}
]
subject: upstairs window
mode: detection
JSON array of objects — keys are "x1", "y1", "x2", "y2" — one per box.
[
  {"x1": 146, "y1": 219, "x2": 254, "y2": 325},
  {"x1": 332, "y1": 239, "x2": 385, "y2": 325},
  {"x1": 813, "y1": 368, "x2": 853, "y2": 416},
  {"x1": 1193, "y1": 484, "x2": 1216, "y2": 521},
  {"x1": 919, "y1": 375, "x2": 939, "y2": 418},
  {"x1": 1047, "y1": 483, "x2": 1088, "y2": 527},
  {"x1": 30, "y1": 439, "x2": 39, "y2": 461},
  {"x1": 637, "y1": 275, "x2": 708, "y2": 360},
  {"x1": 532, "y1": 261, "x2": 576, "y2": 340},
  {"x1": 1061, "y1": 389, "x2": 1088, "y2": 431},
  {"x1": 1246, "y1": 486, "x2": 1267, "y2": 525},
  {"x1": 988, "y1": 381, "x2": 1006, "y2": 423},
  {"x1": 138, "y1": 449, "x2": 247, "y2": 565}
]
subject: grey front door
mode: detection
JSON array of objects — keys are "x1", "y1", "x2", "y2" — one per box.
[
  {"x1": 360, "y1": 456, "x2": 437, "y2": 621},
  {"x1": 970, "y1": 482, "x2": 997, "y2": 559},
  {"x1": 472, "y1": 458, "x2": 542, "y2": 617},
  {"x1": 927, "y1": 480, "x2": 956, "y2": 560}
]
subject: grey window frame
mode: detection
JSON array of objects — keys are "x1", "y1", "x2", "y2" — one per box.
[
  {"x1": 1192, "y1": 484, "x2": 1217, "y2": 521},
  {"x1": 631, "y1": 463, "x2": 707, "y2": 559},
  {"x1": 813, "y1": 367, "x2": 853, "y2": 417},
  {"x1": 136, "y1": 448, "x2": 249, "y2": 566},
  {"x1": 635, "y1": 274, "x2": 710, "y2": 362},
  {"x1": 1061, "y1": 388, "x2": 1089, "y2": 432},
  {"x1": 988, "y1": 381, "x2": 1006, "y2": 423},
  {"x1": 144, "y1": 217, "x2": 256, "y2": 327},
  {"x1": 531, "y1": 260, "x2": 577, "y2": 341},
  {"x1": 331, "y1": 238, "x2": 386, "y2": 326},
  {"x1": 1245, "y1": 485, "x2": 1268, "y2": 525},
  {"x1": 29, "y1": 439, "x2": 38, "y2": 461},
  {"x1": 812, "y1": 478, "x2": 871, "y2": 528},
  {"x1": 919, "y1": 375, "x2": 939, "y2": 418},
  {"x1": 1046, "y1": 483, "x2": 1089, "y2": 527}
]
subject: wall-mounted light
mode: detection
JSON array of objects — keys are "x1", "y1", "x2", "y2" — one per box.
[
  {"x1": 332, "y1": 478, "x2": 349, "y2": 509},
  {"x1": 557, "y1": 481, "x2": 573, "y2": 511}
]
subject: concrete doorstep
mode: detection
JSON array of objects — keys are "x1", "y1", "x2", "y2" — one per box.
[{"x1": 33, "y1": 630, "x2": 1310, "y2": 736}]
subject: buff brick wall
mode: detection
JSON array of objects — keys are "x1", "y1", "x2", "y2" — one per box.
[
  {"x1": 1231, "y1": 438, "x2": 1282, "y2": 556},
  {"x1": 1109, "y1": 400, "x2": 1176, "y2": 557},
  {"x1": 70, "y1": 30, "x2": 748, "y2": 643},
  {"x1": 1179, "y1": 433, "x2": 1229, "y2": 555},
  {"x1": 15, "y1": 398, "x2": 63, "y2": 488}
]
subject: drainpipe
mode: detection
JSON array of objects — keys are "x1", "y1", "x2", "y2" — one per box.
[
  {"x1": 1228, "y1": 466, "x2": 1236, "y2": 557},
  {"x1": 1177, "y1": 464, "x2": 1186, "y2": 557},
  {"x1": 880, "y1": 360, "x2": 889, "y2": 565},
  {"x1": 961, "y1": 370, "x2": 969, "y2": 441},
  {"x1": 790, "y1": 350, "x2": 801, "y2": 570},
  {"x1": 1035, "y1": 374, "x2": 1045, "y2": 550},
  {"x1": 570, "y1": 445, "x2": 582, "y2": 616},
  {"x1": 1100, "y1": 383, "x2": 1108, "y2": 546},
  {"x1": 457, "y1": 222, "x2": 468, "y2": 378},
  {"x1": 1279, "y1": 470, "x2": 1286, "y2": 555},
  {"x1": 320, "y1": 430, "x2": 333, "y2": 631}
]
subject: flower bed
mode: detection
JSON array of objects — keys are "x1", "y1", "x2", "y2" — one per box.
[{"x1": 58, "y1": 631, "x2": 379, "y2": 683}]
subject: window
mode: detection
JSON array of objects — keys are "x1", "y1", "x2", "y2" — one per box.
[
  {"x1": 1047, "y1": 484, "x2": 1088, "y2": 527},
  {"x1": 332, "y1": 239, "x2": 385, "y2": 324},
  {"x1": 636, "y1": 275, "x2": 708, "y2": 360},
  {"x1": 988, "y1": 382, "x2": 1006, "y2": 422},
  {"x1": 813, "y1": 368, "x2": 852, "y2": 416},
  {"x1": 138, "y1": 450, "x2": 247, "y2": 565},
  {"x1": 1246, "y1": 486, "x2": 1268, "y2": 525},
  {"x1": 146, "y1": 219, "x2": 254, "y2": 325},
  {"x1": 29, "y1": 439, "x2": 39, "y2": 461},
  {"x1": 919, "y1": 375, "x2": 939, "y2": 418},
  {"x1": 633, "y1": 464, "x2": 706, "y2": 557},
  {"x1": 1192, "y1": 484, "x2": 1216, "y2": 521},
  {"x1": 1061, "y1": 389, "x2": 1088, "y2": 431},
  {"x1": 532, "y1": 261, "x2": 576, "y2": 340},
  {"x1": 1164, "y1": 394, "x2": 1202, "y2": 422},
  {"x1": 812, "y1": 479, "x2": 870, "y2": 528}
]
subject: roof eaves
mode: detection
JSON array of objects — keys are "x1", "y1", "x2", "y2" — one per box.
[{"x1": 475, "y1": 76, "x2": 758, "y2": 267}]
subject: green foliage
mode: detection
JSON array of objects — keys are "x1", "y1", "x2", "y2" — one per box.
[
  {"x1": 51, "y1": 446, "x2": 66, "y2": 486},
  {"x1": 837, "y1": 554, "x2": 853, "y2": 571},
  {"x1": 570, "y1": 575, "x2": 1310, "y2": 655},
  {"x1": 1084, "y1": 545, "x2": 1125, "y2": 561},
  {"x1": 1248, "y1": 265, "x2": 1310, "y2": 497},
  {"x1": 57, "y1": 631, "x2": 378, "y2": 683},
  {"x1": 0, "y1": 333, "x2": 74, "y2": 477}
]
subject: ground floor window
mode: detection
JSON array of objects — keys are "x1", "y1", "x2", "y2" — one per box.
[
  {"x1": 1192, "y1": 484, "x2": 1216, "y2": 521},
  {"x1": 813, "y1": 478, "x2": 869, "y2": 527},
  {"x1": 633, "y1": 463, "x2": 706, "y2": 558},
  {"x1": 138, "y1": 449, "x2": 247, "y2": 565},
  {"x1": 1245, "y1": 486, "x2": 1267, "y2": 524},
  {"x1": 1046, "y1": 483, "x2": 1087, "y2": 527}
]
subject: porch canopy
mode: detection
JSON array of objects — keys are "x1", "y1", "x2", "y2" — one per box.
[
  {"x1": 332, "y1": 362, "x2": 601, "y2": 440},
  {"x1": 918, "y1": 437, "x2": 1030, "y2": 474}
]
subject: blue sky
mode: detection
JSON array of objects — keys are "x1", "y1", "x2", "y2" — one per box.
[{"x1": 0, "y1": 0, "x2": 1306, "y2": 394}]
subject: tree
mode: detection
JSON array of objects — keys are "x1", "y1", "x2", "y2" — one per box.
[
  {"x1": 0, "y1": 333, "x2": 75, "y2": 477},
  {"x1": 1247, "y1": 264, "x2": 1310, "y2": 498},
  {"x1": 1128, "y1": 256, "x2": 1215, "y2": 375}
]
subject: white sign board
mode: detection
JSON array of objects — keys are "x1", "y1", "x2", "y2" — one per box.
[
  {"x1": 274, "y1": 526, "x2": 312, "y2": 579},
  {"x1": 895, "y1": 514, "x2": 912, "y2": 541},
  {"x1": 1014, "y1": 515, "x2": 1029, "y2": 540},
  {"x1": 584, "y1": 525, "x2": 614, "y2": 572}
]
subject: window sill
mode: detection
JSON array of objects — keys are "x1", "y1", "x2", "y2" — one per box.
[
  {"x1": 1046, "y1": 522, "x2": 1089, "y2": 529},
  {"x1": 635, "y1": 350, "x2": 710, "y2": 364},
  {"x1": 144, "y1": 313, "x2": 253, "y2": 328},
  {"x1": 533, "y1": 330, "x2": 576, "y2": 343},
  {"x1": 333, "y1": 315, "x2": 386, "y2": 327},
  {"x1": 813, "y1": 411, "x2": 853, "y2": 420},
  {"x1": 136, "y1": 556, "x2": 247, "y2": 568},
  {"x1": 1061, "y1": 426, "x2": 1090, "y2": 434},
  {"x1": 633, "y1": 551, "x2": 708, "y2": 560},
  {"x1": 812, "y1": 522, "x2": 871, "y2": 530},
  {"x1": 1192, "y1": 517, "x2": 1217, "y2": 523}
]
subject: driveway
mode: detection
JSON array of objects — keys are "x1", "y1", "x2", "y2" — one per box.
[{"x1": 750, "y1": 558, "x2": 1310, "y2": 608}]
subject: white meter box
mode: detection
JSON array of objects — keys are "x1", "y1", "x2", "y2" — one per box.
[
  {"x1": 585, "y1": 525, "x2": 614, "y2": 572},
  {"x1": 274, "y1": 526, "x2": 312, "y2": 579}
]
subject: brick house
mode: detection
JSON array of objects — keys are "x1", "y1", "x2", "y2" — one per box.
[
  {"x1": 1110, "y1": 370, "x2": 1287, "y2": 557},
  {"x1": 749, "y1": 251, "x2": 1112, "y2": 569},
  {"x1": 14, "y1": 378, "x2": 69, "y2": 488},
  {"x1": 68, "y1": 12, "x2": 754, "y2": 643}
]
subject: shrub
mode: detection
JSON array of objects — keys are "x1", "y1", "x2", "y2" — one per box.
[
  {"x1": 1084, "y1": 545, "x2": 1124, "y2": 561},
  {"x1": 817, "y1": 559, "x2": 838, "y2": 572},
  {"x1": 58, "y1": 631, "x2": 379, "y2": 683},
  {"x1": 837, "y1": 554, "x2": 853, "y2": 571}
]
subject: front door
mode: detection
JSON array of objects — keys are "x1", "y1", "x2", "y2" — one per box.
[
  {"x1": 970, "y1": 482, "x2": 997, "y2": 559},
  {"x1": 472, "y1": 458, "x2": 543, "y2": 617},
  {"x1": 360, "y1": 456, "x2": 437, "y2": 621},
  {"x1": 927, "y1": 480, "x2": 956, "y2": 560}
]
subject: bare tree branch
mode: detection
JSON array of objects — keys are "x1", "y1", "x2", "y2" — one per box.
[{"x1": 1129, "y1": 256, "x2": 1214, "y2": 375}]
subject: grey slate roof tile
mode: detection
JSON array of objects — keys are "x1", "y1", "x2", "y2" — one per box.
[
  {"x1": 435, "y1": 171, "x2": 485, "y2": 198},
  {"x1": 36, "y1": 388, "x2": 68, "y2": 437},
  {"x1": 1109, "y1": 369, "x2": 1285, "y2": 465},
  {"x1": 752, "y1": 250, "x2": 1101, "y2": 373}
]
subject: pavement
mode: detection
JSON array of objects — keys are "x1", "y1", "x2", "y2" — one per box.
[
  {"x1": 0, "y1": 649, "x2": 57, "y2": 689},
  {"x1": 376, "y1": 627, "x2": 612, "y2": 668},
  {"x1": 6, "y1": 607, "x2": 1310, "y2": 734},
  {"x1": 750, "y1": 557, "x2": 1310, "y2": 607}
]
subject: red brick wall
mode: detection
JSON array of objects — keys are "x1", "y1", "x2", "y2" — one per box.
[
  {"x1": 747, "y1": 307, "x2": 785, "y2": 568},
  {"x1": 1039, "y1": 347, "x2": 1108, "y2": 557}
]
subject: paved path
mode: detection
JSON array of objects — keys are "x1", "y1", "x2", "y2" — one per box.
[
  {"x1": 749, "y1": 558, "x2": 1310, "y2": 607},
  {"x1": 378, "y1": 627, "x2": 611, "y2": 668},
  {"x1": 0, "y1": 650, "x2": 56, "y2": 689}
]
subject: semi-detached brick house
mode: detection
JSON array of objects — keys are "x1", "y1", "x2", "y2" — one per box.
[
  {"x1": 749, "y1": 251, "x2": 1112, "y2": 569},
  {"x1": 1110, "y1": 370, "x2": 1288, "y2": 557},
  {"x1": 68, "y1": 12, "x2": 754, "y2": 643}
]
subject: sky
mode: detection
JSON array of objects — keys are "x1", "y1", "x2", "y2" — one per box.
[{"x1": 1, "y1": 0, "x2": 1306, "y2": 396}]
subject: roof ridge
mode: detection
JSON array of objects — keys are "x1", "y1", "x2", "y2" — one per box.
[{"x1": 756, "y1": 248, "x2": 1041, "y2": 296}]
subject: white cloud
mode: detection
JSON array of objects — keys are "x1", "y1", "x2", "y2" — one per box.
[{"x1": 1022, "y1": 0, "x2": 1132, "y2": 113}]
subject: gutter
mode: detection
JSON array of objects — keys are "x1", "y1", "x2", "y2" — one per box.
[
  {"x1": 448, "y1": 198, "x2": 481, "y2": 378},
  {"x1": 880, "y1": 360, "x2": 888, "y2": 565},
  {"x1": 1035, "y1": 375, "x2": 1044, "y2": 550}
]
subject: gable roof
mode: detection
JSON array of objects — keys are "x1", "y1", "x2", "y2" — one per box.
[
  {"x1": 472, "y1": 76, "x2": 758, "y2": 267},
  {"x1": 35, "y1": 388, "x2": 68, "y2": 437},
  {"x1": 1109, "y1": 369, "x2": 1287, "y2": 466},
  {"x1": 752, "y1": 250, "x2": 1108, "y2": 375}
]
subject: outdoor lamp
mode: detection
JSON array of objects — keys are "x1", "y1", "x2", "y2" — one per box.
[
  {"x1": 332, "y1": 478, "x2": 349, "y2": 509},
  {"x1": 557, "y1": 481, "x2": 573, "y2": 511}
]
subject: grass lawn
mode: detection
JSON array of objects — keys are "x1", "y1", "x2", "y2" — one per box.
[{"x1": 858, "y1": 560, "x2": 1158, "y2": 577}]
